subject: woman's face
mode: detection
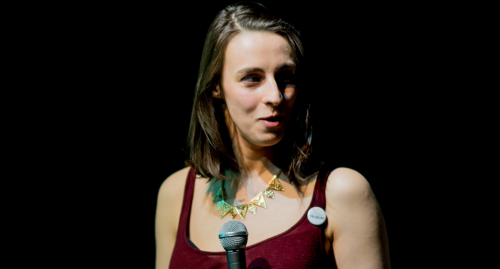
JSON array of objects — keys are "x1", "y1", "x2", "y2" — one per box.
[{"x1": 216, "y1": 31, "x2": 297, "y2": 150}]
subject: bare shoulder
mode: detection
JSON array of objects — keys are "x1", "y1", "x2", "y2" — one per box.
[
  {"x1": 156, "y1": 166, "x2": 192, "y2": 227},
  {"x1": 325, "y1": 167, "x2": 374, "y2": 202},
  {"x1": 325, "y1": 167, "x2": 391, "y2": 268},
  {"x1": 156, "y1": 165, "x2": 192, "y2": 232},
  {"x1": 155, "y1": 166, "x2": 192, "y2": 268},
  {"x1": 157, "y1": 166, "x2": 192, "y2": 200}
]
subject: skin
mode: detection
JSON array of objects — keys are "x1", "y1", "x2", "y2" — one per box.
[
  {"x1": 155, "y1": 31, "x2": 391, "y2": 268},
  {"x1": 217, "y1": 30, "x2": 297, "y2": 154}
]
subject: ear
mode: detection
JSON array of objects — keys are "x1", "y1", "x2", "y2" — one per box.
[{"x1": 213, "y1": 85, "x2": 222, "y2": 99}]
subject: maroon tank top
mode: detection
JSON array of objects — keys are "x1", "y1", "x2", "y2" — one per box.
[{"x1": 170, "y1": 165, "x2": 336, "y2": 269}]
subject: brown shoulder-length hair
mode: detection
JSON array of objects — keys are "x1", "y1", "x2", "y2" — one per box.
[{"x1": 186, "y1": 2, "x2": 318, "y2": 187}]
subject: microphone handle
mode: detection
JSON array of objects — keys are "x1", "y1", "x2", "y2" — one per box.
[{"x1": 226, "y1": 249, "x2": 246, "y2": 269}]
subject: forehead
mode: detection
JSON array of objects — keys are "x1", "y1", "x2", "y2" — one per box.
[{"x1": 223, "y1": 31, "x2": 294, "y2": 73}]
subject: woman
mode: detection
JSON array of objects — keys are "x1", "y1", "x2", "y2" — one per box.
[{"x1": 155, "y1": 2, "x2": 390, "y2": 268}]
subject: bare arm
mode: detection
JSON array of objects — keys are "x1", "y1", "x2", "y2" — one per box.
[
  {"x1": 325, "y1": 168, "x2": 391, "y2": 268},
  {"x1": 155, "y1": 167, "x2": 190, "y2": 269}
]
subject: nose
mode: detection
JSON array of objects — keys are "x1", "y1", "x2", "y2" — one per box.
[{"x1": 262, "y1": 77, "x2": 283, "y2": 108}]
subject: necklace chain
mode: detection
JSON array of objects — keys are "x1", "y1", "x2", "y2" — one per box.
[{"x1": 213, "y1": 170, "x2": 284, "y2": 220}]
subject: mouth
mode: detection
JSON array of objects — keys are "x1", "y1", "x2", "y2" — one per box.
[{"x1": 259, "y1": 115, "x2": 285, "y2": 127}]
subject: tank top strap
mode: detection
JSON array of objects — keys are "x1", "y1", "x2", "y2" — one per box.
[
  {"x1": 176, "y1": 166, "x2": 196, "y2": 241},
  {"x1": 311, "y1": 163, "x2": 336, "y2": 208}
]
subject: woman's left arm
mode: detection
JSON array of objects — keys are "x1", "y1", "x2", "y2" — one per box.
[{"x1": 325, "y1": 167, "x2": 391, "y2": 268}]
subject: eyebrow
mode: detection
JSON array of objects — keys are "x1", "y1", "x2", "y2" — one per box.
[
  {"x1": 236, "y1": 63, "x2": 296, "y2": 76},
  {"x1": 236, "y1": 67, "x2": 264, "y2": 76},
  {"x1": 275, "y1": 63, "x2": 296, "y2": 72}
]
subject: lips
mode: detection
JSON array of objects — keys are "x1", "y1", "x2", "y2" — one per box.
[
  {"x1": 260, "y1": 115, "x2": 284, "y2": 121},
  {"x1": 259, "y1": 115, "x2": 285, "y2": 127}
]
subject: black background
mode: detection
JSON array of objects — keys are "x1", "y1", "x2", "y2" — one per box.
[{"x1": 31, "y1": 1, "x2": 489, "y2": 268}]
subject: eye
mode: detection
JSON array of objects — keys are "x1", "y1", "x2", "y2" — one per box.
[
  {"x1": 241, "y1": 74, "x2": 262, "y2": 84},
  {"x1": 276, "y1": 71, "x2": 296, "y2": 87}
]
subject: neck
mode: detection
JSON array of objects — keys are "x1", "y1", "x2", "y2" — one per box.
[
  {"x1": 233, "y1": 134, "x2": 280, "y2": 180},
  {"x1": 223, "y1": 109, "x2": 281, "y2": 189},
  {"x1": 218, "y1": 131, "x2": 282, "y2": 205}
]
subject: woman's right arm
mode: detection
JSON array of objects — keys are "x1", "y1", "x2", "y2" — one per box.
[{"x1": 155, "y1": 167, "x2": 191, "y2": 269}]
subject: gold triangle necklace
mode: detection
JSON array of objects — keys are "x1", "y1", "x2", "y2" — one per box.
[{"x1": 213, "y1": 170, "x2": 284, "y2": 220}]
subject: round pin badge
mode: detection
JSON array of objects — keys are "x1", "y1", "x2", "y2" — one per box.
[{"x1": 307, "y1": 206, "x2": 326, "y2": 226}]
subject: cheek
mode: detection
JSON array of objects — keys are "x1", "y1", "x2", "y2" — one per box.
[
  {"x1": 284, "y1": 86, "x2": 297, "y2": 106},
  {"x1": 226, "y1": 91, "x2": 260, "y2": 116}
]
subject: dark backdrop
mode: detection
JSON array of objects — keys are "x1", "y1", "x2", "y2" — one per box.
[{"x1": 50, "y1": 1, "x2": 468, "y2": 268}]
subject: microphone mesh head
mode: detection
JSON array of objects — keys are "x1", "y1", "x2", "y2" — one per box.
[{"x1": 219, "y1": 220, "x2": 248, "y2": 250}]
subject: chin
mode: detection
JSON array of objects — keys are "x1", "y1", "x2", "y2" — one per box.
[
  {"x1": 237, "y1": 127, "x2": 287, "y2": 149},
  {"x1": 256, "y1": 132, "x2": 285, "y2": 147}
]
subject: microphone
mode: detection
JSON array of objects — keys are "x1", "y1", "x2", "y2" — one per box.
[{"x1": 219, "y1": 220, "x2": 248, "y2": 269}]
